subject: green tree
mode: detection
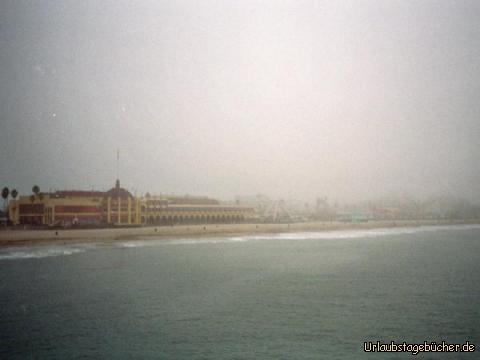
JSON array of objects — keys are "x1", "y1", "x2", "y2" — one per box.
[
  {"x1": 32, "y1": 185, "x2": 40, "y2": 196},
  {"x1": 11, "y1": 189, "x2": 18, "y2": 200},
  {"x1": 2, "y1": 187, "x2": 9, "y2": 211},
  {"x1": 9, "y1": 189, "x2": 18, "y2": 227}
]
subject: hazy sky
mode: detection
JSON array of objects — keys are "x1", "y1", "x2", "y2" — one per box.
[{"x1": 1, "y1": 0, "x2": 479, "y2": 202}]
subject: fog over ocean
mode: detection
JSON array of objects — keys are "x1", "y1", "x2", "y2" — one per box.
[{"x1": 1, "y1": 1, "x2": 480, "y2": 202}]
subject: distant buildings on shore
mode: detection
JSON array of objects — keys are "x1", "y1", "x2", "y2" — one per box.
[
  {"x1": 235, "y1": 194, "x2": 480, "y2": 223},
  {"x1": 8, "y1": 180, "x2": 255, "y2": 227},
  {"x1": 5, "y1": 181, "x2": 480, "y2": 228}
]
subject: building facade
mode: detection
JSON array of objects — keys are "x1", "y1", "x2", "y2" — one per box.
[
  {"x1": 8, "y1": 181, "x2": 255, "y2": 227},
  {"x1": 142, "y1": 195, "x2": 255, "y2": 225}
]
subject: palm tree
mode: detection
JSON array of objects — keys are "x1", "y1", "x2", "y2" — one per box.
[
  {"x1": 2, "y1": 187, "x2": 9, "y2": 211},
  {"x1": 32, "y1": 185, "x2": 40, "y2": 197},
  {"x1": 11, "y1": 189, "x2": 18, "y2": 200},
  {"x1": 9, "y1": 189, "x2": 18, "y2": 227}
]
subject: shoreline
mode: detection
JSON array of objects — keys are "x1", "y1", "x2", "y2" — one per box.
[{"x1": 0, "y1": 219, "x2": 479, "y2": 248}]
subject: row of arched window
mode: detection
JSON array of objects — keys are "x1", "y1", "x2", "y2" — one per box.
[{"x1": 142, "y1": 214, "x2": 245, "y2": 225}]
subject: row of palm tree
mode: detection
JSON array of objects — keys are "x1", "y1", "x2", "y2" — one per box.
[
  {"x1": 1, "y1": 185, "x2": 43, "y2": 210},
  {"x1": 1, "y1": 185, "x2": 43, "y2": 226},
  {"x1": 2, "y1": 187, "x2": 19, "y2": 212}
]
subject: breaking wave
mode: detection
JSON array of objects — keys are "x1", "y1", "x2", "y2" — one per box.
[
  {"x1": 116, "y1": 223, "x2": 480, "y2": 248},
  {"x1": 115, "y1": 236, "x2": 250, "y2": 249},
  {"x1": 0, "y1": 245, "x2": 91, "y2": 261},
  {"x1": 2, "y1": 224, "x2": 478, "y2": 257},
  {"x1": 229, "y1": 224, "x2": 480, "y2": 242}
]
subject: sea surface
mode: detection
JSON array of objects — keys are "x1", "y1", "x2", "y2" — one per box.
[{"x1": 1, "y1": 225, "x2": 479, "y2": 359}]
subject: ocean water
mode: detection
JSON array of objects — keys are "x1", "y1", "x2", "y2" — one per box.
[{"x1": 1, "y1": 225, "x2": 479, "y2": 359}]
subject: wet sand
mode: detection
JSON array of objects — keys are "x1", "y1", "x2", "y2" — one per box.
[{"x1": 1, "y1": 219, "x2": 479, "y2": 248}]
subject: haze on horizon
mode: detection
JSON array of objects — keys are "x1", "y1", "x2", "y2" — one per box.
[{"x1": 1, "y1": 0, "x2": 479, "y2": 204}]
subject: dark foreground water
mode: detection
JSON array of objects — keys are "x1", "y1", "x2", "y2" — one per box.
[{"x1": 1, "y1": 225, "x2": 479, "y2": 359}]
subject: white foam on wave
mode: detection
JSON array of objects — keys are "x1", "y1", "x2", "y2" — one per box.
[
  {"x1": 168, "y1": 237, "x2": 250, "y2": 245},
  {"x1": 31, "y1": 223, "x2": 479, "y2": 253},
  {"x1": 229, "y1": 224, "x2": 480, "y2": 242},
  {"x1": 0, "y1": 245, "x2": 92, "y2": 261},
  {"x1": 115, "y1": 240, "x2": 164, "y2": 248},
  {"x1": 115, "y1": 236, "x2": 251, "y2": 249},
  {"x1": 156, "y1": 223, "x2": 480, "y2": 246},
  {"x1": 118, "y1": 242, "x2": 146, "y2": 248}
]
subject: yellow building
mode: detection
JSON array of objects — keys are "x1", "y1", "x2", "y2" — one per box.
[
  {"x1": 103, "y1": 180, "x2": 141, "y2": 226},
  {"x1": 9, "y1": 180, "x2": 141, "y2": 227},
  {"x1": 142, "y1": 195, "x2": 256, "y2": 225},
  {"x1": 9, "y1": 180, "x2": 255, "y2": 227}
]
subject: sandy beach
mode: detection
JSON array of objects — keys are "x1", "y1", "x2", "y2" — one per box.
[{"x1": 0, "y1": 219, "x2": 479, "y2": 248}]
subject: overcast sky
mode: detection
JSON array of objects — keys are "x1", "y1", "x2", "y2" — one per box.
[{"x1": 1, "y1": 0, "x2": 479, "y2": 202}]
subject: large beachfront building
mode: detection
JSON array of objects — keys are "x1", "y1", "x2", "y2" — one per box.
[
  {"x1": 8, "y1": 181, "x2": 255, "y2": 227},
  {"x1": 143, "y1": 195, "x2": 254, "y2": 225}
]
